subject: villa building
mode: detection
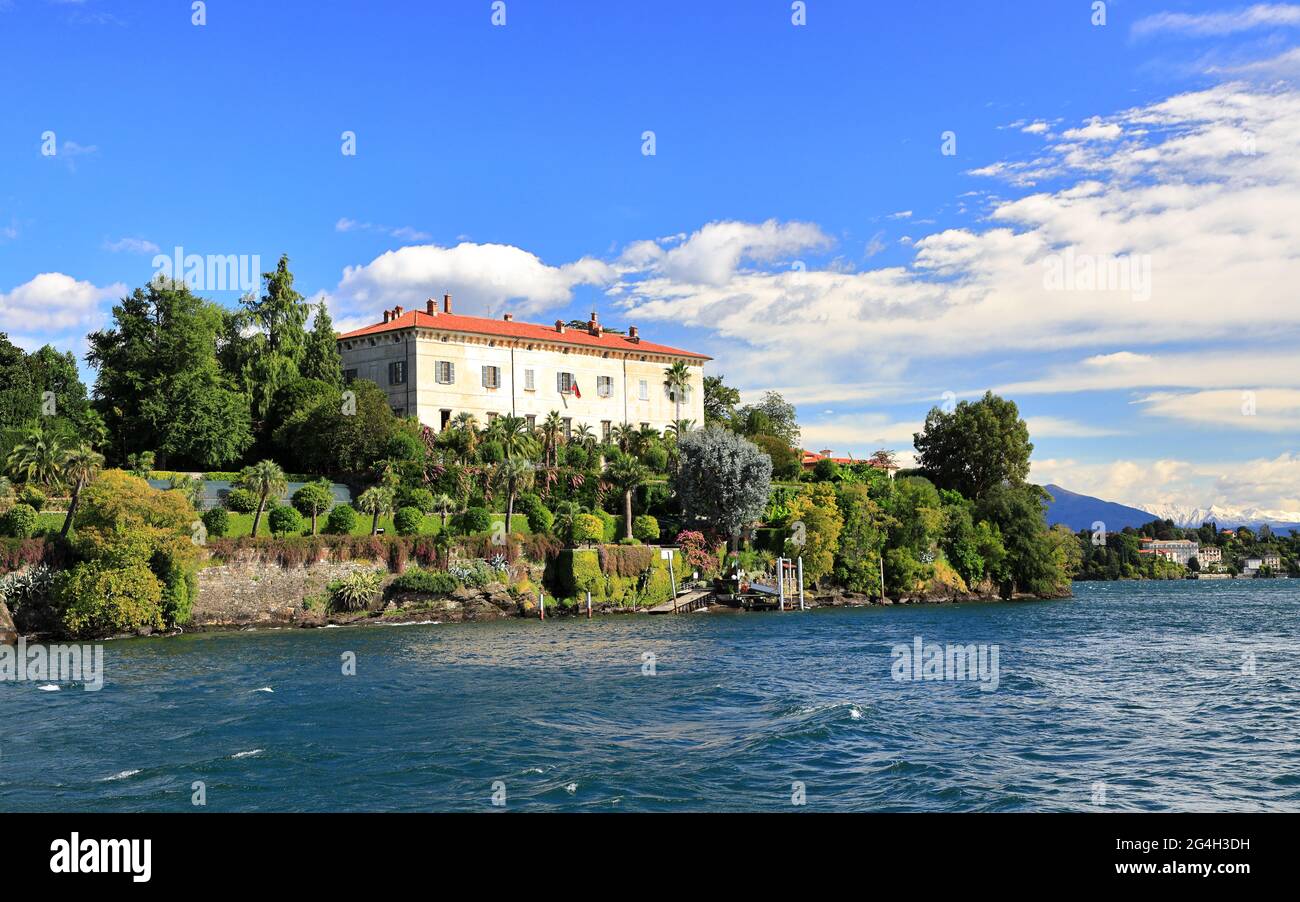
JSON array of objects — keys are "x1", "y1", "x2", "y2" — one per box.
[
  {"x1": 336, "y1": 296, "x2": 709, "y2": 437},
  {"x1": 1139, "y1": 538, "x2": 1200, "y2": 566},
  {"x1": 1195, "y1": 546, "x2": 1222, "y2": 567}
]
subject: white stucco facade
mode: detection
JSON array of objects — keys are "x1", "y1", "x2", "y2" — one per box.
[{"x1": 337, "y1": 300, "x2": 707, "y2": 438}]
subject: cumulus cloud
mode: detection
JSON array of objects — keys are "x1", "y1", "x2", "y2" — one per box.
[
  {"x1": 609, "y1": 84, "x2": 1300, "y2": 399},
  {"x1": 0, "y1": 272, "x2": 124, "y2": 335},
  {"x1": 615, "y1": 219, "x2": 831, "y2": 285},
  {"x1": 330, "y1": 241, "x2": 616, "y2": 322}
]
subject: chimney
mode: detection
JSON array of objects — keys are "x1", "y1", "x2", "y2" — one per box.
[
  {"x1": 628, "y1": 325, "x2": 639, "y2": 341},
  {"x1": 426, "y1": 298, "x2": 437, "y2": 315},
  {"x1": 555, "y1": 320, "x2": 566, "y2": 334},
  {"x1": 383, "y1": 310, "x2": 392, "y2": 323},
  {"x1": 443, "y1": 293, "x2": 452, "y2": 314},
  {"x1": 587, "y1": 310, "x2": 601, "y2": 336},
  {"x1": 393, "y1": 305, "x2": 404, "y2": 318},
  {"x1": 503, "y1": 313, "x2": 513, "y2": 322}
]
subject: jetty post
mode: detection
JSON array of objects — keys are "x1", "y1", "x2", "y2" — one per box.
[
  {"x1": 538, "y1": 589, "x2": 545, "y2": 620},
  {"x1": 586, "y1": 590, "x2": 592, "y2": 619},
  {"x1": 798, "y1": 557, "x2": 805, "y2": 611},
  {"x1": 778, "y1": 557, "x2": 786, "y2": 611}
]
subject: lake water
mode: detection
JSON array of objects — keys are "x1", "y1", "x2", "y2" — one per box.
[{"x1": 3, "y1": 580, "x2": 1298, "y2": 812}]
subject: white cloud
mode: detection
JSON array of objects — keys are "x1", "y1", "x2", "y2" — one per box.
[
  {"x1": 103, "y1": 236, "x2": 160, "y2": 254},
  {"x1": 1136, "y1": 388, "x2": 1300, "y2": 431},
  {"x1": 335, "y1": 217, "x2": 432, "y2": 243},
  {"x1": 1032, "y1": 453, "x2": 1300, "y2": 514},
  {"x1": 994, "y1": 349, "x2": 1300, "y2": 396},
  {"x1": 1133, "y1": 4, "x2": 1300, "y2": 39},
  {"x1": 0, "y1": 272, "x2": 123, "y2": 334},
  {"x1": 616, "y1": 219, "x2": 831, "y2": 286},
  {"x1": 610, "y1": 83, "x2": 1300, "y2": 388},
  {"x1": 330, "y1": 241, "x2": 616, "y2": 321}
]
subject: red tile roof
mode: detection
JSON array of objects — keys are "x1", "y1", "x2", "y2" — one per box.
[{"x1": 337, "y1": 309, "x2": 710, "y2": 360}]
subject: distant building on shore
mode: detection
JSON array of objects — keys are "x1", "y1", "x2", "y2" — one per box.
[
  {"x1": 336, "y1": 296, "x2": 708, "y2": 436},
  {"x1": 1139, "y1": 538, "x2": 1200, "y2": 566},
  {"x1": 800, "y1": 449, "x2": 898, "y2": 476}
]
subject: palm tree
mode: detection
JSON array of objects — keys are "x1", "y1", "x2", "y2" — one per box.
[
  {"x1": 496, "y1": 457, "x2": 534, "y2": 533},
  {"x1": 431, "y1": 492, "x2": 456, "y2": 529},
  {"x1": 357, "y1": 486, "x2": 395, "y2": 536},
  {"x1": 59, "y1": 443, "x2": 104, "y2": 537},
  {"x1": 450, "y1": 412, "x2": 480, "y2": 461},
  {"x1": 551, "y1": 500, "x2": 580, "y2": 545},
  {"x1": 666, "y1": 418, "x2": 696, "y2": 438},
  {"x1": 167, "y1": 473, "x2": 205, "y2": 509},
  {"x1": 497, "y1": 414, "x2": 537, "y2": 460},
  {"x1": 6, "y1": 426, "x2": 66, "y2": 487},
  {"x1": 611, "y1": 422, "x2": 636, "y2": 454},
  {"x1": 604, "y1": 451, "x2": 647, "y2": 543},
  {"x1": 540, "y1": 411, "x2": 564, "y2": 467},
  {"x1": 236, "y1": 460, "x2": 287, "y2": 538},
  {"x1": 664, "y1": 360, "x2": 692, "y2": 425},
  {"x1": 573, "y1": 423, "x2": 596, "y2": 450}
]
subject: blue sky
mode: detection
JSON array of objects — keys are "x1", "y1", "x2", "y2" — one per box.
[{"x1": 1, "y1": 0, "x2": 1298, "y2": 516}]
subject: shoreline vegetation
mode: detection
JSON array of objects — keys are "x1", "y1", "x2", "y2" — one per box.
[{"x1": 1, "y1": 260, "x2": 1284, "y2": 643}]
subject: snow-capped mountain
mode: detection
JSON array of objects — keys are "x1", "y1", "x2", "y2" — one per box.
[{"x1": 1137, "y1": 503, "x2": 1300, "y2": 532}]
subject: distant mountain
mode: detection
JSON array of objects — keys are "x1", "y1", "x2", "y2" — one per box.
[
  {"x1": 1137, "y1": 502, "x2": 1300, "y2": 533},
  {"x1": 1041, "y1": 485, "x2": 1157, "y2": 532},
  {"x1": 1041, "y1": 484, "x2": 1300, "y2": 533}
]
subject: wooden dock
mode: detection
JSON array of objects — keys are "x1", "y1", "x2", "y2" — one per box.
[{"x1": 646, "y1": 588, "x2": 713, "y2": 615}]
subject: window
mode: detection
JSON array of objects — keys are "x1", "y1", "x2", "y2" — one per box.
[
  {"x1": 435, "y1": 361, "x2": 455, "y2": 384},
  {"x1": 601, "y1": 420, "x2": 612, "y2": 442},
  {"x1": 638, "y1": 379, "x2": 649, "y2": 401},
  {"x1": 482, "y1": 365, "x2": 501, "y2": 389},
  {"x1": 440, "y1": 409, "x2": 452, "y2": 430},
  {"x1": 487, "y1": 412, "x2": 499, "y2": 423},
  {"x1": 525, "y1": 414, "x2": 536, "y2": 429},
  {"x1": 562, "y1": 417, "x2": 572, "y2": 439},
  {"x1": 388, "y1": 361, "x2": 407, "y2": 385},
  {"x1": 640, "y1": 422, "x2": 650, "y2": 430},
  {"x1": 391, "y1": 407, "x2": 405, "y2": 417},
  {"x1": 597, "y1": 375, "x2": 613, "y2": 398},
  {"x1": 524, "y1": 368, "x2": 536, "y2": 391},
  {"x1": 557, "y1": 372, "x2": 576, "y2": 394},
  {"x1": 343, "y1": 369, "x2": 357, "y2": 383}
]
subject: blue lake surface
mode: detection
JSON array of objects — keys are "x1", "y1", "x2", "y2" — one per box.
[{"x1": 3, "y1": 580, "x2": 1298, "y2": 812}]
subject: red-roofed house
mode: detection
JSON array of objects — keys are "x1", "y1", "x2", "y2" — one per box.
[
  {"x1": 800, "y1": 449, "x2": 898, "y2": 475},
  {"x1": 336, "y1": 296, "x2": 709, "y2": 436}
]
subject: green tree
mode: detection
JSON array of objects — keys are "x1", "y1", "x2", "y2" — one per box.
[
  {"x1": 786, "y1": 483, "x2": 843, "y2": 587},
  {"x1": 6, "y1": 425, "x2": 66, "y2": 487},
  {"x1": 703, "y1": 374, "x2": 740, "y2": 427},
  {"x1": 497, "y1": 414, "x2": 538, "y2": 461},
  {"x1": 913, "y1": 391, "x2": 1032, "y2": 499},
  {"x1": 664, "y1": 360, "x2": 692, "y2": 425},
  {"x1": 834, "y1": 483, "x2": 894, "y2": 595},
  {"x1": 291, "y1": 480, "x2": 334, "y2": 535},
  {"x1": 56, "y1": 443, "x2": 103, "y2": 538},
  {"x1": 87, "y1": 279, "x2": 251, "y2": 468},
  {"x1": 431, "y1": 492, "x2": 456, "y2": 529},
  {"x1": 357, "y1": 485, "x2": 395, "y2": 536},
  {"x1": 734, "y1": 391, "x2": 800, "y2": 447},
  {"x1": 672, "y1": 427, "x2": 772, "y2": 547},
  {"x1": 603, "y1": 451, "x2": 647, "y2": 542},
  {"x1": 496, "y1": 457, "x2": 534, "y2": 533},
  {"x1": 300, "y1": 302, "x2": 343, "y2": 386},
  {"x1": 236, "y1": 460, "x2": 288, "y2": 538}
]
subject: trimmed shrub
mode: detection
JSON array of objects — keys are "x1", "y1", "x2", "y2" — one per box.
[
  {"x1": 457, "y1": 506, "x2": 492, "y2": 534},
  {"x1": 389, "y1": 568, "x2": 458, "y2": 595},
  {"x1": 1, "y1": 504, "x2": 39, "y2": 539},
  {"x1": 223, "y1": 487, "x2": 259, "y2": 514},
  {"x1": 403, "y1": 488, "x2": 436, "y2": 514},
  {"x1": 268, "y1": 505, "x2": 304, "y2": 537},
  {"x1": 17, "y1": 487, "x2": 46, "y2": 513},
  {"x1": 633, "y1": 514, "x2": 660, "y2": 543},
  {"x1": 393, "y1": 506, "x2": 423, "y2": 536},
  {"x1": 201, "y1": 507, "x2": 230, "y2": 538},
  {"x1": 642, "y1": 446, "x2": 669, "y2": 473},
  {"x1": 325, "y1": 504, "x2": 359, "y2": 535},
  {"x1": 572, "y1": 513, "x2": 603, "y2": 546},
  {"x1": 592, "y1": 509, "x2": 616, "y2": 543}
]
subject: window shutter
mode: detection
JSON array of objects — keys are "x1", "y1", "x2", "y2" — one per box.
[
  {"x1": 557, "y1": 372, "x2": 564, "y2": 393},
  {"x1": 448, "y1": 362, "x2": 455, "y2": 383},
  {"x1": 482, "y1": 366, "x2": 488, "y2": 388}
]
